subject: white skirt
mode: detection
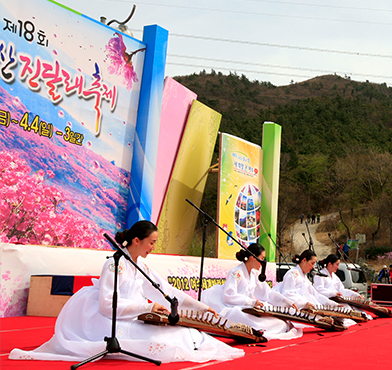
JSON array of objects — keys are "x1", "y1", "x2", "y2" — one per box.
[{"x1": 9, "y1": 286, "x2": 244, "y2": 363}]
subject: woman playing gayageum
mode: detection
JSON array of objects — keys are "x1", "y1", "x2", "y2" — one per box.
[
  {"x1": 9, "y1": 221, "x2": 244, "y2": 363},
  {"x1": 273, "y1": 249, "x2": 340, "y2": 310},
  {"x1": 202, "y1": 243, "x2": 302, "y2": 340}
]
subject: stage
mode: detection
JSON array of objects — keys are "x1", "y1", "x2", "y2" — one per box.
[{"x1": 1, "y1": 315, "x2": 391, "y2": 370}]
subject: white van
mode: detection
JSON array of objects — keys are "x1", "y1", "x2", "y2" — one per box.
[
  {"x1": 276, "y1": 262, "x2": 296, "y2": 282},
  {"x1": 335, "y1": 263, "x2": 367, "y2": 296}
]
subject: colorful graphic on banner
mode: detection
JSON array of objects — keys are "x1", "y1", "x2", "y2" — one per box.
[
  {"x1": 0, "y1": 0, "x2": 146, "y2": 248},
  {"x1": 217, "y1": 133, "x2": 262, "y2": 260}
]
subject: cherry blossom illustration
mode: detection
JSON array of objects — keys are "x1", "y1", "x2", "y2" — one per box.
[
  {"x1": 0, "y1": 151, "x2": 107, "y2": 249},
  {"x1": 105, "y1": 32, "x2": 145, "y2": 91}
]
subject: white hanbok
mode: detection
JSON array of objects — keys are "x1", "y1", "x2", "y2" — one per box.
[
  {"x1": 313, "y1": 267, "x2": 371, "y2": 321},
  {"x1": 313, "y1": 267, "x2": 362, "y2": 299},
  {"x1": 273, "y1": 265, "x2": 339, "y2": 308},
  {"x1": 273, "y1": 265, "x2": 356, "y2": 327},
  {"x1": 9, "y1": 251, "x2": 244, "y2": 363},
  {"x1": 201, "y1": 263, "x2": 302, "y2": 340}
]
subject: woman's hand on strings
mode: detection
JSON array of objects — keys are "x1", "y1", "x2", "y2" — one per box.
[
  {"x1": 291, "y1": 303, "x2": 299, "y2": 310},
  {"x1": 254, "y1": 300, "x2": 264, "y2": 309},
  {"x1": 304, "y1": 302, "x2": 315, "y2": 310},
  {"x1": 206, "y1": 306, "x2": 219, "y2": 318},
  {"x1": 151, "y1": 302, "x2": 169, "y2": 315}
]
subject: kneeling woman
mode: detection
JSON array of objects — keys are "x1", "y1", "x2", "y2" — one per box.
[
  {"x1": 313, "y1": 254, "x2": 363, "y2": 300},
  {"x1": 273, "y1": 249, "x2": 339, "y2": 310},
  {"x1": 9, "y1": 221, "x2": 244, "y2": 364},
  {"x1": 313, "y1": 254, "x2": 370, "y2": 320},
  {"x1": 273, "y1": 249, "x2": 357, "y2": 328},
  {"x1": 202, "y1": 243, "x2": 302, "y2": 340}
]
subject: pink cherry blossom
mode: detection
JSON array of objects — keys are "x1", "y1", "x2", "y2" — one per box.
[{"x1": 0, "y1": 151, "x2": 108, "y2": 249}]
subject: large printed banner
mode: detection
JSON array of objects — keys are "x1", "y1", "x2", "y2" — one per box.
[
  {"x1": 0, "y1": 0, "x2": 147, "y2": 248},
  {"x1": 217, "y1": 133, "x2": 263, "y2": 259}
]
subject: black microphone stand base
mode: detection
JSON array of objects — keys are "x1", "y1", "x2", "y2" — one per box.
[{"x1": 70, "y1": 337, "x2": 161, "y2": 370}]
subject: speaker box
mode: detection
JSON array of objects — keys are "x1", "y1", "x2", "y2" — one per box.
[{"x1": 371, "y1": 283, "x2": 392, "y2": 306}]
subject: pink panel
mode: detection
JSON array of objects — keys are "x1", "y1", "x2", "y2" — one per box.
[{"x1": 151, "y1": 77, "x2": 197, "y2": 223}]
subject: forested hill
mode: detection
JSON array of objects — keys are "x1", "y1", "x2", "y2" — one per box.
[
  {"x1": 174, "y1": 72, "x2": 392, "y2": 252},
  {"x1": 174, "y1": 73, "x2": 392, "y2": 157}
]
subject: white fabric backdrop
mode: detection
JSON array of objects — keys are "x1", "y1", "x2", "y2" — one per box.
[{"x1": 0, "y1": 243, "x2": 276, "y2": 317}]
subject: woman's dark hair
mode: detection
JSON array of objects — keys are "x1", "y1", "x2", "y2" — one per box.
[
  {"x1": 292, "y1": 249, "x2": 317, "y2": 264},
  {"x1": 115, "y1": 220, "x2": 157, "y2": 248},
  {"x1": 319, "y1": 254, "x2": 339, "y2": 268},
  {"x1": 236, "y1": 243, "x2": 265, "y2": 262}
]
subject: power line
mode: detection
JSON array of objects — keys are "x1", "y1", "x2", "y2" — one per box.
[
  {"x1": 244, "y1": 0, "x2": 392, "y2": 13},
  {"x1": 168, "y1": 54, "x2": 392, "y2": 80},
  {"x1": 109, "y1": 0, "x2": 392, "y2": 14},
  {"x1": 130, "y1": 28, "x2": 392, "y2": 59},
  {"x1": 130, "y1": 28, "x2": 392, "y2": 82},
  {"x1": 167, "y1": 61, "x2": 392, "y2": 85},
  {"x1": 167, "y1": 61, "x2": 312, "y2": 79},
  {"x1": 131, "y1": 1, "x2": 392, "y2": 26},
  {"x1": 169, "y1": 33, "x2": 392, "y2": 59}
]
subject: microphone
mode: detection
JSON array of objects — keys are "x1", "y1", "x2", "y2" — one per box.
[
  {"x1": 310, "y1": 269, "x2": 328, "y2": 277},
  {"x1": 258, "y1": 260, "x2": 267, "y2": 282},
  {"x1": 167, "y1": 296, "x2": 180, "y2": 324}
]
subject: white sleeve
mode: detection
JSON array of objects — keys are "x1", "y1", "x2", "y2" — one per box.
[
  {"x1": 313, "y1": 276, "x2": 338, "y2": 298},
  {"x1": 309, "y1": 284, "x2": 338, "y2": 306},
  {"x1": 278, "y1": 270, "x2": 308, "y2": 308},
  {"x1": 254, "y1": 280, "x2": 293, "y2": 307},
  {"x1": 223, "y1": 269, "x2": 256, "y2": 307},
  {"x1": 98, "y1": 258, "x2": 153, "y2": 319},
  {"x1": 336, "y1": 277, "x2": 361, "y2": 298}
]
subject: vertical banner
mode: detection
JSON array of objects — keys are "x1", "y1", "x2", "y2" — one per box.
[
  {"x1": 151, "y1": 77, "x2": 197, "y2": 224},
  {"x1": 0, "y1": 0, "x2": 146, "y2": 248},
  {"x1": 217, "y1": 133, "x2": 262, "y2": 260},
  {"x1": 126, "y1": 25, "x2": 168, "y2": 228},
  {"x1": 156, "y1": 100, "x2": 221, "y2": 255},
  {"x1": 260, "y1": 122, "x2": 282, "y2": 261}
]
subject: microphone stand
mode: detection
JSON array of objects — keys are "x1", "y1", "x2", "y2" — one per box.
[
  {"x1": 327, "y1": 233, "x2": 367, "y2": 289},
  {"x1": 301, "y1": 222, "x2": 319, "y2": 279},
  {"x1": 304, "y1": 221, "x2": 315, "y2": 253},
  {"x1": 268, "y1": 233, "x2": 292, "y2": 280},
  {"x1": 197, "y1": 217, "x2": 209, "y2": 301},
  {"x1": 328, "y1": 233, "x2": 359, "y2": 269},
  {"x1": 70, "y1": 232, "x2": 181, "y2": 369},
  {"x1": 185, "y1": 199, "x2": 267, "y2": 298},
  {"x1": 302, "y1": 233, "x2": 309, "y2": 247}
]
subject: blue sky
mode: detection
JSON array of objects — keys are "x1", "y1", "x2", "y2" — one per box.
[{"x1": 58, "y1": 0, "x2": 392, "y2": 87}]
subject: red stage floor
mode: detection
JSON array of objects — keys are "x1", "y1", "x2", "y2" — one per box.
[{"x1": 1, "y1": 315, "x2": 391, "y2": 370}]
